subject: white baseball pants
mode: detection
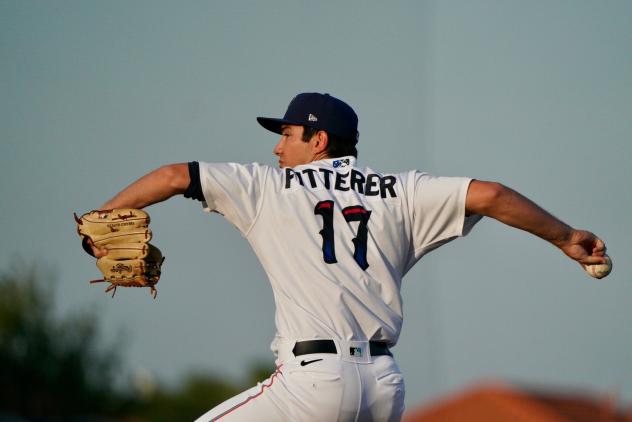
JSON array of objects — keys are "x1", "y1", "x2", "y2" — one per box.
[{"x1": 194, "y1": 340, "x2": 405, "y2": 422}]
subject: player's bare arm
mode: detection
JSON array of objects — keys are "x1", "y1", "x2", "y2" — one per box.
[
  {"x1": 465, "y1": 180, "x2": 607, "y2": 266},
  {"x1": 85, "y1": 163, "x2": 190, "y2": 257},
  {"x1": 100, "y1": 163, "x2": 190, "y2": 210}
]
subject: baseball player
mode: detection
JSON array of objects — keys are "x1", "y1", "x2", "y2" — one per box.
[{"x1": 86, "y1": 93, "x2": 609, "y2": 421}]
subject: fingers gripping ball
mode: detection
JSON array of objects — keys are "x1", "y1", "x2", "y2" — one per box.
[
  {"x1": 74, "y1": 209, "x2": 165, "y2": 298},
  {"x1": 583, "y1": 255, "x2": 612, "y2": 279}
]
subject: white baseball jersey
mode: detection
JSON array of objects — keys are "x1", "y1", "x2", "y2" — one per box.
[{"x1": 198, "y1": 156, "x2": 481, "y2": 352}]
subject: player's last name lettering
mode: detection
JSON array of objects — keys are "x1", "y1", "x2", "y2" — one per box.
[{"x1": 284, "y1": 168, "x2": 398, "y2": 198}]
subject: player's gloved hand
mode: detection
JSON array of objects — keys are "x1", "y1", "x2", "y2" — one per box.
[
  {"x1": 74, "y1": 208, "x2": 165, "y2": 298},
  {"x1": 85, "y1": 237, "x2": 108, "y2": 258}
]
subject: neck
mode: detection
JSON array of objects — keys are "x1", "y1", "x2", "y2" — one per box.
[{"x1": 311, "y1": 152, "x2": 330, "y2": 162}]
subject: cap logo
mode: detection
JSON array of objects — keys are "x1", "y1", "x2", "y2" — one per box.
[{"x1": 308, "y1": 113, "x2": 318, "y2": 122}]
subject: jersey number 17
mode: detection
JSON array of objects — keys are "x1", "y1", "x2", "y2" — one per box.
[{"x1": 314, "y1": 200, "x2": 371, "y2": 270}]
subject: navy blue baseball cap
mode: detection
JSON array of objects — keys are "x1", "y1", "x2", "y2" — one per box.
[{"x1": 257, "y1": 93, "x2": 358, "y2": 141}]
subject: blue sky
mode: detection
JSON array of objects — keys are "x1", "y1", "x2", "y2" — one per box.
[{"x1": 1, "y1": 0, "x2": 631, "y2": 409}]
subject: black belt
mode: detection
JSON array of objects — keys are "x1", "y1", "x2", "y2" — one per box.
[{"x1": 292, "y1": 340, "x2": 392, "y2": 357}]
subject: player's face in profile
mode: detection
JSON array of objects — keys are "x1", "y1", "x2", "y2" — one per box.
[{"x1": 274, "y1": 125, "x2": 314, "y2": 168}]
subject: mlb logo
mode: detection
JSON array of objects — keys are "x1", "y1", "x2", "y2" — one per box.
[
  {"x1": 350, "y1": 347, "x2": 363, "y2": 357},
  {"x1": 333, "y1": 158, "x2": 350, "y2": 168}
]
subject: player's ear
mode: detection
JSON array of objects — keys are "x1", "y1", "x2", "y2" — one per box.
[{"x1": 313, "y1": 130, "x2": 329, "y2": 154}]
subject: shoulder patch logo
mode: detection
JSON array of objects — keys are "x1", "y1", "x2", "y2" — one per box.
[{"x1": 308, "y1": 113, "x2": 318, "y2": 122}]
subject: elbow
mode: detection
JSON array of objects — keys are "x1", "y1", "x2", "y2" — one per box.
[
  {"x1": 466, "y1": 180, "x2": 507, "y2": 216},
  {"x1": 160, "y1": 163, "x2": 190, "y2": 194}
]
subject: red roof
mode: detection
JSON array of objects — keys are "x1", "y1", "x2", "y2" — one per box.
[{"x1": 403, "y1": 381, "x2": 630, "y2": 422}]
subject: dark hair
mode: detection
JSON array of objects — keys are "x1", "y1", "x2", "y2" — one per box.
[{"x1": 302, "y1": 126, "x2": 358, "y2": 158}]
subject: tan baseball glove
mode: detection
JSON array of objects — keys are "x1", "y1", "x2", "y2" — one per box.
[{"x1": 74, "y1": 208, "x2": 165, "y2": 298}]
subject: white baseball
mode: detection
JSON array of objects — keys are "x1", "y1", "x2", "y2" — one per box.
[{"x1": 583, "y1": 255, "x2": 612, "y2": 279}]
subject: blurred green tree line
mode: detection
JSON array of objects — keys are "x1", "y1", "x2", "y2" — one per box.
[{"x1": 0, "y1": 265, "x2": 274, "y2": 421}]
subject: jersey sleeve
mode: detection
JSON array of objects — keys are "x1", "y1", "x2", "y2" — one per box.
[
  {"x1": 408, "y1": 172, "x2": 482, "y2": 260},
  {"x1": 198, "y1": 162, "x2": 269, "y2": 235}
]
